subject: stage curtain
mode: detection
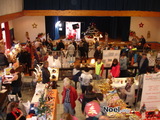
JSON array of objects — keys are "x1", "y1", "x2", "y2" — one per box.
[
  {"x1": 4, "y1": 22, "x2": 11, "y2": 49},
  {"x1": 118, "y1": 17, "x2": 131, "y2": 41},
  {"x1": 45, "y1": 16, "x2": 60, "y2": 40},
  {"x1": 24, "y1": 0, "x2": 160, "y2": 11}
]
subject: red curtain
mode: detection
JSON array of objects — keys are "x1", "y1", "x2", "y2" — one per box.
[{"x1": 4, "y1": 22, "x2": 11, "y2": 49}]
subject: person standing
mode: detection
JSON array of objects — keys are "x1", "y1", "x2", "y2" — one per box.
[
  {"x1": 94, "y1": 46, "x2": 102, "y2": 61},
  {"x1": 47, "y1": 52, "x2": 54, "y2": 67},
  {"x1": 94, "y1": 38, "x2": 99, "y2": 50},
  {"x1": 67, "y1": 42, "x2": 75, "y2": 57},
  {"x1": 72, "y1": 65, "x2": 81, "y2": 89},
  {"x1": 79, "y1": 67, "x2": 93, "y2": 94},
  {"x1": 110, "y1": 58, "x2": 120, "y2": 78},
  {"x1": 62, "y1": 78, "x2": 78, "y2": 115},
  {"x1": 83, "y1": 39, "x2": 89, "y2": 59},
  {"x1": 138, "y1": 53, "x2": 149, "y2": 75},
  {"x1": 78, "y1": 41, "x2": 85, "y2": 59},
  {"x1": 119, "y1": 53, "x2": 128, "y2": 77},
  {"x1": 82, "y1": 85, "x2": 97, "y2": 113},
  {"x1": 120, "y1": 77, "x2": 135, "y2": 107},
  {"x1": 57, "y1": 40, "x2": 65, "y2": 50},
  {"x1": 5, "y1": 69, "x2": 22, "y2": 99},
  {"x1": 139, "y1": 35, "x2": 146, "y2": 48},
  {"x1": 95, "y1": 59, "x2": 104, "y2": 80},
  {"x1": 41, "y1": 61, "x2": 50, "y2": 84},
  {"x1": 72, "y1": 40, "x2": 77, "y2": 57}
]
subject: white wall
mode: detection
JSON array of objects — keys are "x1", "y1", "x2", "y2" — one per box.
[
  {"x1": 0, "y1": 0, "x2": 23, "y2": 16},
  {"x1": 12, "y1": 16, "x2": 45, "y2": 43},
  {"x1": 130, "y1": 17, "x2": 160, "y2": 42}
]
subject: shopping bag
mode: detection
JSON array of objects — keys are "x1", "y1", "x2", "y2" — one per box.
[{"x1": 78, "y1": 94, "x2": 84, "y2": 103}]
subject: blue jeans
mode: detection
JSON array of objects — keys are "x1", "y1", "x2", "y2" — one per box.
[{"x1": 63, "y1": 102, "x2": 75, "y2": 115}]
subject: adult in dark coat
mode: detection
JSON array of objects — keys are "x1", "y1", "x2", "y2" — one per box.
[
  {"x1": 94, "y1": 46, "x2": 102, "y2": 61},
  {"x1": 17, "y1": 48, "x2": 31, "y2": 73},
  {"x1": 139, "y1": 35, "x2": 146, "y2": 47},
  {"x1": 72, "y1": 65, "x2": 81, "y2": 89},
  {"x1": 83, "y1": 39, "x2": 89, "y2": 59},
  {"x1": 138, "y1": 53, "x2": 149, "y2": 75},
  {"x1": 5, "y1": 69, "x2": 22, "y2": 98},
  {"x1": 82, "y1": 85, "x2": 97, "y2": 113},
  {"x1": 78, "y1": 41, "x2": 85, "y2": 58},
  {"x1": 56, "y1": 40, "x2": 65, "y2": 50},
  {"x1": 41, "y1": 61, "x2": 50, "y2": 84}
]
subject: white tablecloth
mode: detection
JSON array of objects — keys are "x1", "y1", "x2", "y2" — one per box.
[
  {"x1": 31, "y1": 83, "x2": 46, "y2": 103},
  {"x1": 111, "y1": 78, "x2": 139, "y2": 89}
]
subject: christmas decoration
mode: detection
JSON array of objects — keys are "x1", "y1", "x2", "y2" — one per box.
[
  {"x1": 32, "y1": 23, "x2": 38, "y2": 28},
  {"x1": 139, "y1": 22, "x2": 144, "y2": 28},
  {"x1": 36, "y1": 93, "x2": 51, "y2": 118}
]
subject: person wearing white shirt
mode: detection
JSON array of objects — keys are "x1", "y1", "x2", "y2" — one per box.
[
  {"x1": 47, "y1": 52, "x2": 54, "y2": 67},
  {"x1": 120, "y1": 77, "x2": 135, "y2": 107},
  {"x1": 79, "y1": 67, "x2": 92, "y2": 94}
]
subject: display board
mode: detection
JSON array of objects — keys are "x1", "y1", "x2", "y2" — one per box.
[
  {"x1": 103, "y1": 50, "x2": 121, "y2": 67},
  {"x1": 141, "y1": 73, "x2": 160, "y2": 110},
  {"x1": 66, "y1": 22, "x2": 81, "y2": 40}
]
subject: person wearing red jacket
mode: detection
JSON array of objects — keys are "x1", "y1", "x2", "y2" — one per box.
[
  {"x1": 110, "y1": 58, "x2": 120, "y2": 78},
  {"x1": 62, "y1": 78, "x2": 78, "y2": 115}
]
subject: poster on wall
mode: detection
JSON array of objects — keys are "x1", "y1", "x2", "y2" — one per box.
[
  {"x1": 66, "y1": 22, "x2": 81, "y2": 40},
  {"x1": 140, "y1": 73, "x2": 160, "y2": 110},
  {"x1": 103, "y1": 50, "x2": 121, "y2": 67}
]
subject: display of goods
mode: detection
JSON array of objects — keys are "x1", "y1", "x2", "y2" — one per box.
[
  {"x1": 129, "y1": 114, "x2": 140, "y2": 120},
  {"x1": 107, "y1": 112, "x2": 125, "y2": 119},
  {"x1": 106, "y1": 93, "x2": 127, "y2": 108},
  {"x1": 98, "y1": 83, "x2": 113, "y2": 94}
]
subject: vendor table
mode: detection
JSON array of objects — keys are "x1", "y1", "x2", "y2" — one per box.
[
  {"x1": 29, "y1": 83, "x2": 59, "y2": 120},
  {"x1": 111, "y1": 77, "x2": 139, "y2": 89},
  {"x1": 51, "y1": 89, "x2": 59, "y2": 120}
]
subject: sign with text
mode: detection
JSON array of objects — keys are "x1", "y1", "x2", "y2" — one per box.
[
  {"x1": 103, "y1": 50, "x2": 120, "y2": 67},
  {"x1": 141, "y1": 73, "x2": 160, "y2": 110}
]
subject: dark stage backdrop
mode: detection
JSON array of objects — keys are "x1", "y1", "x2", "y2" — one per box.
[
  {"x1": 45, "y1": 16, "x2": 59, "y2": 40},
  {"x1": 45, "y1": 16, "x2": 130, "y2": 41},
  {"x1": 24, "y1": 0, "x2": 160, "y2": 12}
]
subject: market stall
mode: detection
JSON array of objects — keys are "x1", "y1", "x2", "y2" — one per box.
[
  {"x1": 26, "y1": 83, "x2": 59, "y2": 120},
  {"x1": 90, "y1": 79, "x2": 140, "y2": 120}
]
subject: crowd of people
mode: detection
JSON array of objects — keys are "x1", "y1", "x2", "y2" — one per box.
[{"x1": 1, "y1": 32, "x2": 160, "y2": 120}]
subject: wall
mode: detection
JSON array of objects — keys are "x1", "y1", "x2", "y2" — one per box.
[
  {"x1": 12, "y1": 16, "x2": 45, "y2": 43},
  {"x1": 0, "y1": 0, "x2": 23, "y2": 16},
  {"x1": 130, "y1": 17, "x2": 160, "y2": 42}
]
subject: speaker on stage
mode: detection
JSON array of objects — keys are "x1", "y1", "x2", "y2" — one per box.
[{"x1": 72, "y1": 24, "x2": 79, "y2": 29}]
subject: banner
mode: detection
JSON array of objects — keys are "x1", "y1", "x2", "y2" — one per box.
[
  {"x1": 141, "y1": 73, "x2": 160, "y2": 110},
  {"x1": 103, "y1": 50, "x2": 120, "y2": 67}
]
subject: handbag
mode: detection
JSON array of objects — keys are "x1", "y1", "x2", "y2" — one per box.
[{"x1": 78, "y1": 94, "x2": 84, "y2": 103}]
